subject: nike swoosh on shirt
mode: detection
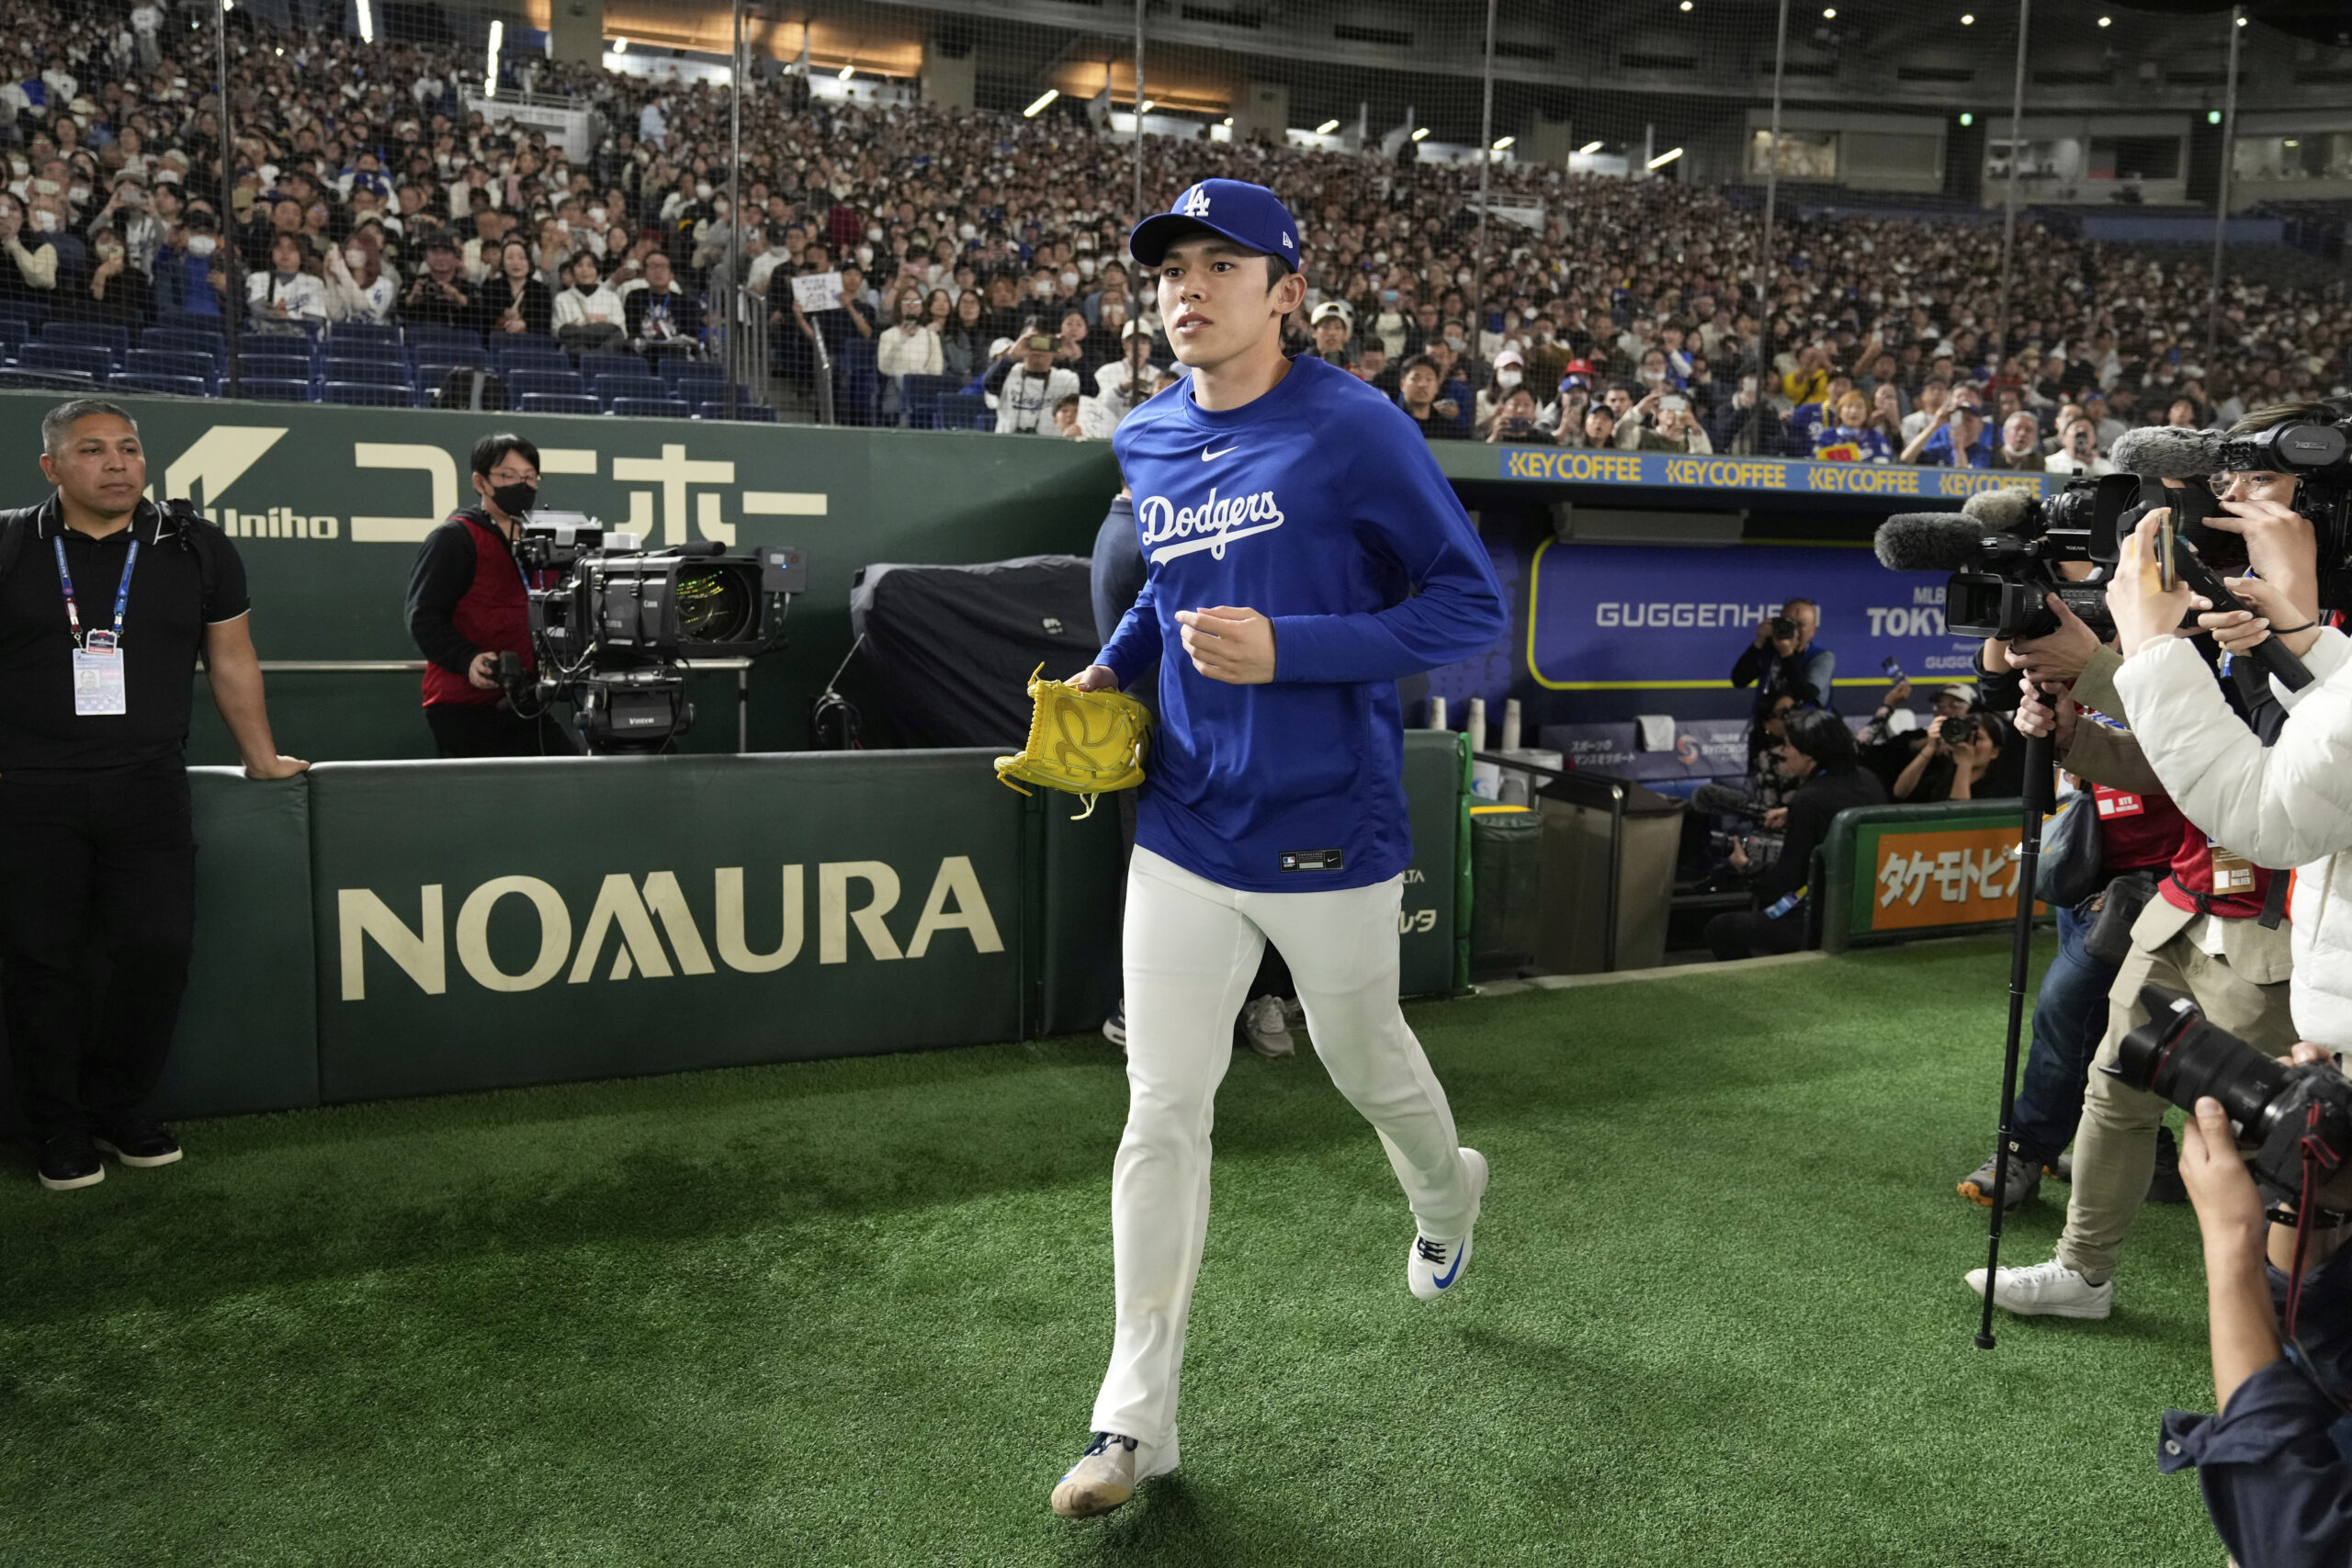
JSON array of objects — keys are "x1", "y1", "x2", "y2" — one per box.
[
  {"x1": 1148, "y1": 519, "x2": 1283, "y2": 564},
  {"x1": 1201, "y1": 444, "x2": 1240, "y2": 461}
]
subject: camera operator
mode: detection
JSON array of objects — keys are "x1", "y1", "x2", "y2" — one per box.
[
  {"x1": 0, "y1": 400, "x2": 306, "y2": 1191},
  {"x1": 1731, "y1": 597, "x2": 1833, "y2": 765},
  {"x1": 2161, "y1": 1048, "x2": 2352, "y2": 1568},
  {"x1": 403, "y1": 434, "x2": 572, "y2": 759},
  {"x1": 1705, "y1": 708, "x2": 1885, "y2": 961},
  {"x1": 1971, "y1": 441, "x2": 2321, "y2": 1316}
]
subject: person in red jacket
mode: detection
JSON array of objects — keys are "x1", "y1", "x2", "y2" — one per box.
[{"x1": 402, "y1": 433, "x2": 571, "y2": 758}]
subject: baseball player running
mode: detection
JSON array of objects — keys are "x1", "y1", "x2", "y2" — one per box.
[{"x1": 1050, "y1": 178, "x2": 1509, "y2": 1519}]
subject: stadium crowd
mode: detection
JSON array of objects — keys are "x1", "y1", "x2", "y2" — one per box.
[{"x1": 2, "y1": 0, "x2": 2347, "y2": 445}]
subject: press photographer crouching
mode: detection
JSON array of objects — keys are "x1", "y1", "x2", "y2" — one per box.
[
  {"x1": 1, "y1": 400, "x2": 307, "y2": 1190},
  {"x1": 1704, "y1": 708, "x2": 1885, "y2": 961},
  {"x1": 404, "y1": 433, "x2": 573, "y2": 759}
]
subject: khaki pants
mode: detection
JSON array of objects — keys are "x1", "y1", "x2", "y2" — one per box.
[{"x1": 2055, "y1": 928, "x2": 2296, "y2": 1283}]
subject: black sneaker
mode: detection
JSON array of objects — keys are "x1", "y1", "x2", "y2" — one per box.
[
  {"x1": 37, "y1": 1133, "x2": 105, "y2": 1191},
  {"x1": 1102, "y1": 998, "x2": 1126, "y2": 1051},
  {"x1": 2148, "y1": 1123, "x2": 2187, "y2": 1204},
  {"x1": 93, "y1": 1119, "x2": 183, "y2": 1168}
]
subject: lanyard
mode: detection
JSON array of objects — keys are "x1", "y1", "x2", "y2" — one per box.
[{"x1": 55, "y1": 534, "x2": 138, "y2": 651}]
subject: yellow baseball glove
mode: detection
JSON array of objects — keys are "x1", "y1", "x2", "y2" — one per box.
[{"x1": 994, "y1": 664, "x2": 1151, "y2": 818}]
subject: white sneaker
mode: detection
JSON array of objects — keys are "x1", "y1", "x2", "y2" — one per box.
[
  {"x1": 1102, "y1": 998, "x2": 1126, "y2": 1051},
  {"x1": 1049, "y1": 1430, "x2": 1178, "y2": 1518},
  {"x1": 1408, "y1": 1147, "x2": 1488, "y2": 1301},
  {"x1": 1963, "y1": 1257, "x2": 2114, "y2": 1319},
  {"x1": 1238, "y1": 994, "x2": 1295, "y2": 1058}
]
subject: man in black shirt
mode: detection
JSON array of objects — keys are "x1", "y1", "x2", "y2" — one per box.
[
  {"x1": 0, "y1": 400, "x2": 306, "y2": 1190},
  {"x1": 399, "y1": 232, "x2": 480, "y2": 333}
]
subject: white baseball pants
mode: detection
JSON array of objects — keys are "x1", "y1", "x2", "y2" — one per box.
[{"x1": 1089, "y1": 846, "x2": 1478, "y2": 1449}]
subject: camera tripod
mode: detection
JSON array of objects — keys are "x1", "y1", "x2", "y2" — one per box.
[{"x1": 1974, "y1": 726, "x2": 2055, "y2": 1349}]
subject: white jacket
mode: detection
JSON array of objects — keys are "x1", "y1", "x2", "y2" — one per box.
[{"x1": 2113, "y1": 629, "x2": 2352, "y2": 1048}]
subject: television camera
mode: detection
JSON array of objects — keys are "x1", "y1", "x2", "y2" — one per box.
[
  {"x1": 1873, "y1": 412, "x2": 2352, "y2": 693},
  {"x1": 503, "y1": 511, "x2": 808, "y2": 754}
]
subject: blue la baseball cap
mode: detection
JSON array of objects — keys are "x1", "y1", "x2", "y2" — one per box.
[{"x1": 1128, "y1": 178, "x2": 1301, "y2": 268}]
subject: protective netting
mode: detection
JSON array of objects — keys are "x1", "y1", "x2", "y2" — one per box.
[{"x1": 0, "y1": 0, "x2": 2344, "y2": 439}]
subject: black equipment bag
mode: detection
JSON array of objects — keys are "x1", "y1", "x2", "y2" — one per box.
[
  {"x1": 2035, "y1": 787, "x2": 2107, "y2": 911},
  {"x1": 848, "y1": 555, "x2": 1103, "y2": 748}
]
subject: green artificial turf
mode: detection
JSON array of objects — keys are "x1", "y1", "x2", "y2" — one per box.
[{"x1": 0, "y1": 938, "x2": 2227, "y2": 1567}]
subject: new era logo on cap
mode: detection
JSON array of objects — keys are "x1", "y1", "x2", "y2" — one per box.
[{"x1": 1130, "y1": 178, "x2": 1303, "y2": 267}]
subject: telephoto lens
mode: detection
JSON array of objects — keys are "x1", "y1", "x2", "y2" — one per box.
[{"x1": 2111, "y1": 987, "x2": 2352, "y2": 1206}]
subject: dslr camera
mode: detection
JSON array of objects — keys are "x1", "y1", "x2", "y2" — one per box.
[
  {"x1": 2112, "y1": 987, "x2": 2352, "y2": 1213},
  {"x1": 506, "y1": 511, "x2": 808, "y2": 753}
]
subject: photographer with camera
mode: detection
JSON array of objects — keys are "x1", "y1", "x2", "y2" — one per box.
[
  {"x1": 2157, "y1": 1044, "x2": 2352, "y2": 1568},
  {"x1": 1704, "y1": 707, "x2": 1885, "y2": 961},
  {"x1": 1888, "y1": 690, "x2": 2011, "y2": 803},
  {"x1": 1731, "y1": 598, "x2": 1833, "y2": 766},
  {"x1": 403, "y1": 434, "x2": 572, "y2": 759},
  {"x1": 1969, "y1": 414, "x2": 2335, "y2": 1317},
  {"x1": 1, "y1": 400, "x2": 306, "y2": 1190}
]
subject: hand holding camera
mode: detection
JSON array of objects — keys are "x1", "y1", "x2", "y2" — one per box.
[{"x1": 2013, "y1": 682, "x2": 2079, "y2": 748}]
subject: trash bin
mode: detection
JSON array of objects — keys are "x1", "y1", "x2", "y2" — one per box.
[
  {"x1": 1535, "y1": 772, "x2": 1689, "y2": 974},
  {"x1": 1468, "y1": 805, "x2": 1542, "y2": 976}
]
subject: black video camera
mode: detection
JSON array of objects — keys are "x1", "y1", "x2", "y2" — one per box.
[
  {"x1": 507, "y1": 511, "x2": 808, "y2": 753},
  {"x1": 2112, "y1": 987, "x2": 2352, "y2": 1213},
  {"x1": 1937, "y1": 475, "x2": 2137, "y2": 642}
]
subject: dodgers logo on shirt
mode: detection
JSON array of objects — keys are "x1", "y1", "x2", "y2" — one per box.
[{"x1": 1136, "y1": 486, "x2": 1286, "y2": 564}]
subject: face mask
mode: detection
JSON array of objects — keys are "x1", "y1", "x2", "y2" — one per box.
[
  {"x1": 490, "y1": 480, "x2": 537, "y2": 517},
  {"x1": 866, "y1": 224, "x2": 883, "y2": 242},
  {"x1": 958, "y1": 222, "x2": 976, "y2": 241},
  {"x1": 1496, "y1": 369, "x2": 1521, "y2": 389},
  {"x1": 29, "y1": 209, "x2": 57, "y2": 231},
  {"x1": 1059, "y1": 270, "x2": 1079, "y2": 291},
  {"x1": 695, "y1": 182, "x2": 713, "y2": 200},
  {"x1": 68, "y1": 185, "x2": 89, "y2": 204},
  {"x1": 1035, "y1": 279, "x2": 1054, "y2": 297},
  {"x1": 96, "y1": 244, "x2": 122, "y2": 261},
  {"x1": 187, "y1": 233, "x2": 216, "y2": 255},
  {"x1": 1077, "y1": 257, "x2": 1095, "y2": 279}
]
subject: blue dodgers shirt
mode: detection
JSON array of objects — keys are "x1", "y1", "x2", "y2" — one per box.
[{"x1": 1096, "y1": 353, "x2": 1507, "y2": 893}]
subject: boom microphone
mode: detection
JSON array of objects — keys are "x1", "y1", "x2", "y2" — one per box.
[
  {"x1": 1962, "y1": 487, "x2": 2038, "y2": 535},
  {"x1": 1874, "y1": 513, "x2": 1991, "y2": 572},
  {"x1": 2111, "y1": 426, "x2": 2224, "y2": 480}
]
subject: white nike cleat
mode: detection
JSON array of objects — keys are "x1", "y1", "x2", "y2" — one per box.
[
  {"x1": 1049, "y1": 1431, "x2": 1178, "y2": 1518},
  {"x1": 1408, "y1": 1147, "x2": 1488, "y2": 1302},
  {"x1": 1963, "y1": 1256, "x2": 2114, "y2": 1319}
]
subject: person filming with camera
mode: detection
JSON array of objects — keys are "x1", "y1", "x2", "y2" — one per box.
[
  {"x1": 403, "y1": 434, "x2": 572, "y2": 759},
  {"x1": 1731, "y1": 598, "x2": 1833, "y2": 766},
  {"x1": 1705, "y1": 707, "x2": 1885, "y2": 960}
]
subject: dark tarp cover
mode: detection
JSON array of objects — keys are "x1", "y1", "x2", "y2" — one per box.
[{"x1": 849, "y1": 555, "x2": 1103, "y2": 748}]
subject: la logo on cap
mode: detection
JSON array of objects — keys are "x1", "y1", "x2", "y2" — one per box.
[{"x1": 1180, "y1": 185, "x2": 1212, "y2": 217}]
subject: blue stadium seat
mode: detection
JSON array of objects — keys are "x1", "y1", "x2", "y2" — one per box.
[
  {"x1": 0, "y1": 367, "x2": 96, "y2": 391},
  {"x1": 899, "y1": 373, "x2": 961, "y2": 429},
  {"x1": 144, "y1": 324, "x2": 227, "y2": 365},
  {"x1": 230, "y1": 378, "x2": 313, "y2": 403},
  {"x1": 699, "y1": 400, "x2": 776, "y2": 423},
  {"x1": 505, "y1": 369, "x2": 584, "y2": 400},
  {"x1": 519, "y1": 393, "x2": 601, "y2": 416},
  {"x1": 580, "y1": 350, "x2": 646, "y2": 381},
  {"x1": 125, "y1": 348, "x2": 218, "y2": 388},
  {"x1": 0, "y1": 313, "x2": 31, "y2": 351},
  {"x1": 16, "y1": 343, "x2": 112, "y2": 381},
  {"x1": 329, "y1": 321, "x2": 402, "y2": 351},
  {"x1": 236, "y1": 344, "x2": 313, "y2": 374},
  {"x1": 410, "y1": 327, "x2": 485, "y2": 364},
  {"x1": 322, "y1": 381, "x2": 415, "y2": 408},
  {"x1": 934, "y1": 392, "x2": 993, "y2": 431},
  {"x1": 609, "y1": 397, "x2": 693, "y2": 420},
  {"x1": 661, "y1": 358, "x2": 724, "y2": 385},
  {"x1": 835, "y1": 336, "x2": 879, "y2": 426},
  {"x1": 41, "y1": 321, "x2": 130, "y2": 366},
  {"x1": 113, "y1": 373, "x2": 209, "y2": 398},
  {"x1": 593, "y1": 374, "x2": 665, "y2": 409},
  {"x1": 321, "y1": 338, "x2": 406, "y2": 364},
  {"x1": 322, "y1": 358, "x2": 410, "y2": 388}
]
